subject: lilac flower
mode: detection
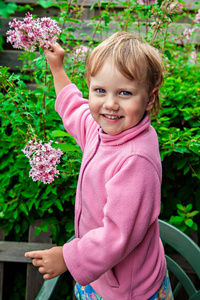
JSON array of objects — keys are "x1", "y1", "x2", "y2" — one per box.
[
  {"x1": 169, "y1": 2, "x2": 184, "y2": 12},
  {"x1": 137, "y1": 0, "x2": 157, "y2": 5},
  {"x1": 151, "y1": 19, "x2": 164, "y2": 29},
  {"x1": 183, "y1": 28, "x2": 196, "y2": 39},
  {"x1": 74, "y1": 45, "x2": 91, "y2": 61},
  {"x1": 189, "y1": 51, "x2": 197, "y2": 64},
  {"x1": 22, "y1": 140, "x2": 63, "y2": 184},
  {"x1": 7, "y1": 12, "x2": 61, "y2": 52},
  {"x1": 195, "y1": 9, "x2": 200, "y2": 23}
]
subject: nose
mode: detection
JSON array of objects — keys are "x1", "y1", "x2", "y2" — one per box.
[{"x1": 103, "y1": 95, "x2": 119, "y2": 111}]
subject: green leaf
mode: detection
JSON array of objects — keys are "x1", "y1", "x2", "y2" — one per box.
[
  {"x1": 34, "y1": 56, "x2": 46, "y2": 70},
  {"x1": 55, "y1": 143, "x2": 80, "y2": 152},
  {"x1": 0, "y1": 74, "x2": 8, "y2": 85},
  {"x1": 51, "y1": 130, "x2": 71, "y2": 138},
  {"x1": 187, "y1": 211, "x2": 199, "y2": 218},
  {"x1": 183, "y1": 165, "x2": 190, "y2": 175},
  {"x1": 104, "y1": 15, "x2": 110, "y2": 26},
  {"x1": 20, "y1": 203, "x2": 29, "y2": 216},
  {"x1": 13, "y1": 210, "x2": 18, "y2": 220},
  {"x1": 15, "y1": 223, "x2": 20, "y2": 234},
  {"x1": 21, "y1": 191, "x2": 36, "y2": 198},
  {"x1": 177, "y1": 210, "x2": 185, "y2": 217},
  {"x1": 186, "y1": 204, "x2": 193, "y2": 212},
  {"x1": 177, "y1": 158, "x2": 187, "y2": 170},
  {"x1": 34, "y1": 227, "x2": 42, "y2": 236},
  {"x1": 90, "y1": 1, "x2": 98, "y2": 10},
  {"x1": 5, "y1": 2, "x2": 18, "y2": 14},
  {"x1": 41, "y1": 224, "x2": 49, "y2": 233},
  {"x1": 178, "y1": 224, "x2": 187, "y2": 232},
  {"x1": 185, "y1": 219, "x2": 193, "y2": 228},
  {"x1": 192, "y1": 223, "x2": 198, "y2": 231},
  {"x1": 0, "y1": 1, "x2": 17, "y2": 18},
  {"x1": 54, "y1": 201, "x2": 63, "y2": 211},
  {"x1": 170, "y1": 215, "x2": 184, "y2": 225},
  {"x1": 177, "y1": 204, "x2": 184, "y2": 211},
  {"x1": 50, "y1": 224, "x2": 57, "y2": 237},
  {"x1": 0, "y1": 211, "x2": 4, "y2": 218},
  {"x1": 65, "y1": 220, "x2": 74, "y2": 234},
  {"x1": 37, "y1": 0, "x2": 53, "y2": 8}
]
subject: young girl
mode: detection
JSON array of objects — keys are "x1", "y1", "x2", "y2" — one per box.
[{"x1": 25, "y1": 32, "x2": 173, "y2": 300}]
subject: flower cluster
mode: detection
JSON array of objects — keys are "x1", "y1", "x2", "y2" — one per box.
[
  {"x1": 183, "y1": 28, "x2": 196, "y2": 40},
  {"x1": 74, "y1": 45, "x2": 91, "y2": 61},
  {"x1": 169, "y1": 2, "x2": 184, "y2": 13},
  {"x1": 22, "y1": 140, "x2": 63, "y2": 184},
  {"x1": 195, "y1": 9, "x2": 200, "y2": 23},
  {"x1": 183, "y1": 9, "x2": 200, "y2": 40},
  {"x1": 189, "y1": 50, "x2": 198, "y2": 64},
  {"x1": 7, "y1": 12, "x2": 61, "y2": 52},
  {"x1": 137, "y1": 0, "x2": 157, "y2": 5}
]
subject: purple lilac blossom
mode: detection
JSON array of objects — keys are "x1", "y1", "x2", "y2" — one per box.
[
  {"x1": 22, "y1": 140, "x2": 63, "y2": 184},
  {"x1": 189, "y1": 51, "x2": 197, "y2": 64},
  {"x1": 137, "y1": 0, "x2": 157, "y2": 5},
  {"x1": 74, "y1": 45, "x2": 91, "y2": 61},
  {"x1": 169, "y1": 2, "x2": 184, "y2": 12},
  {"x1": 7, "y1": 12, "x2": 61, "y2": 52},
  {"x1": 182, "y1": 9, "x2": 200, "y2": 40},
  {"x1": 183, "y1": 28, "x2": 196, "y2": 39},
  {"x1": 195, "y1": 9, "x2": 200, "y2": 23}
]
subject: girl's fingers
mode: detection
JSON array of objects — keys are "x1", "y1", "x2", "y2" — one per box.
[
  {"x1": 32, "y1": 258, "x2": 43, "y2": 267},
  {"x1": 43, "y1": 273, "x2": 52, "y2": 280},
  {"x1": 25, "y1": 250, "x2": 43, "y2": 259},
  {"x1": 40, "y1": 43, "x2": 52, "y2": 52},
  {"x1": 40, "y1": 42, "x2": 61, "y2": 52},
  {"x1": 38, "y1": 266, "x2": 45, "y2": 274}
]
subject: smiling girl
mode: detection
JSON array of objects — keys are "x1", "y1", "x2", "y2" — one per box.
[{"x1": 25, "y1": 32, "x2": 173, "y2": 300}]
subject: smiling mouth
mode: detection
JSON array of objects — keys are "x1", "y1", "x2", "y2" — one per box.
[{"x1": 103, "y1": 114, "x2": 123, "y2": 120}]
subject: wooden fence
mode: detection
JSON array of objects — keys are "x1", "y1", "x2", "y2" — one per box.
[
  {"x1": 0, "y1": 0, "x2": 199, "y2": 71},
  {"x1": 0, "y1": 220, "x2": 54, "y2": 300}
]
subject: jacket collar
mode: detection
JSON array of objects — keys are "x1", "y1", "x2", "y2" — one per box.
[{"x1": 98, "y1": 113, "x2": 151, "y2": 147}]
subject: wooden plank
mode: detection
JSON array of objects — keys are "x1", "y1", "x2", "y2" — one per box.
[
  {"x1": 0, "y1": 230, "x2": 5, "y2": 300},
  {"x1": 26, "y1": 220, "x2": 53, "y2": 300},
  {"x1": 4, "y1": 0, "x2": 198, "y2": 9},
  {"x1": 0, "y1": 222, "x2": 54, "y2": 300},
  {"x1": 0, "y1": 241, "x2": 55, "y2": 263},
  {"x1": 28, "y1": 220, "x2": 52, "y2": 244},
  {"x1": 1, "y1": 17, "x2": 199, "y2": 37},
  {"x1": 0, "y1": 263, "x2": 3, "y2": 300},
  {"x1": 0, "y1": 50, "x2": 40, "y2": 70},
  {"x1": 0, "y1": 264, "x2": 3, "y2": 300},
  {"x1": 0, "y1": 50, "x2": 23, "y2": 70}
]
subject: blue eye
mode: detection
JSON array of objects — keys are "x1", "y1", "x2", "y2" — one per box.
[
  {"x1": 96, "y1": 88, "x2": 106, "y2": 93},
  {"x1": 120, "y1": 91, "x2": 132, "y2": 96}
]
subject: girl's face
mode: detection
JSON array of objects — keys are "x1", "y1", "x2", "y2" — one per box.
[{"x1": 89, "y1": 58, "x2": 156, "y2": 135}]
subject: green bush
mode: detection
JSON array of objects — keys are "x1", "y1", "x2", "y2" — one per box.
[{"x1": 1, "y1": 0, "x2": 200, "y2": 252}]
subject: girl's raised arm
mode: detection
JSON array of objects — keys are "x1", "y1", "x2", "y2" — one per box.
[{"x1": 41, "y1": 43, "x2": 71, "y2": 96}]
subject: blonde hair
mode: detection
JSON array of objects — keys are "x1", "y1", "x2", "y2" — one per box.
[{"x1": 86, "y1": 31, "x2": 164, "y2": 117}]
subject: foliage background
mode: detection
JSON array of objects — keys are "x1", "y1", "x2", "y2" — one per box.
[{"x1": 0, "y1": 0, "x2": 200, "y2": 299}]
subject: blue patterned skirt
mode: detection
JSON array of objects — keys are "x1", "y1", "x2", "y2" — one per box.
[{"x1": 74, "y1": 271, "x2": 173, "y2": 300}]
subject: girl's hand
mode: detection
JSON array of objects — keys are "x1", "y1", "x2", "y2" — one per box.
[
  {"x1": 25, "y1": 246, "x2": 67, "y2": 280},
  {"x1": 40, "y1": 42, "x2": 65, "y2": 74},
  {"x1": 40, "y1": 42, "x2": 71, "y2": 95}
]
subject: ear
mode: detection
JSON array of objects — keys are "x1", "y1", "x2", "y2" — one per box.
[{"x1": 146, "y1": 88, "x2": 159, "y2": 111}]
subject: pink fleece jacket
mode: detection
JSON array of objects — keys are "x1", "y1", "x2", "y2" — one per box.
[{"x1": 55, "y1": 84, "x2": 166, "y2": 300}]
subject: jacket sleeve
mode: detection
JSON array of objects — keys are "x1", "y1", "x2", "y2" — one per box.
[
  {"x1": 62, "y1": 155, "x2": 161, "y2": 286},
  {"x1": 55, "y1": 84, "x2": 97, "y2": 151}
]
